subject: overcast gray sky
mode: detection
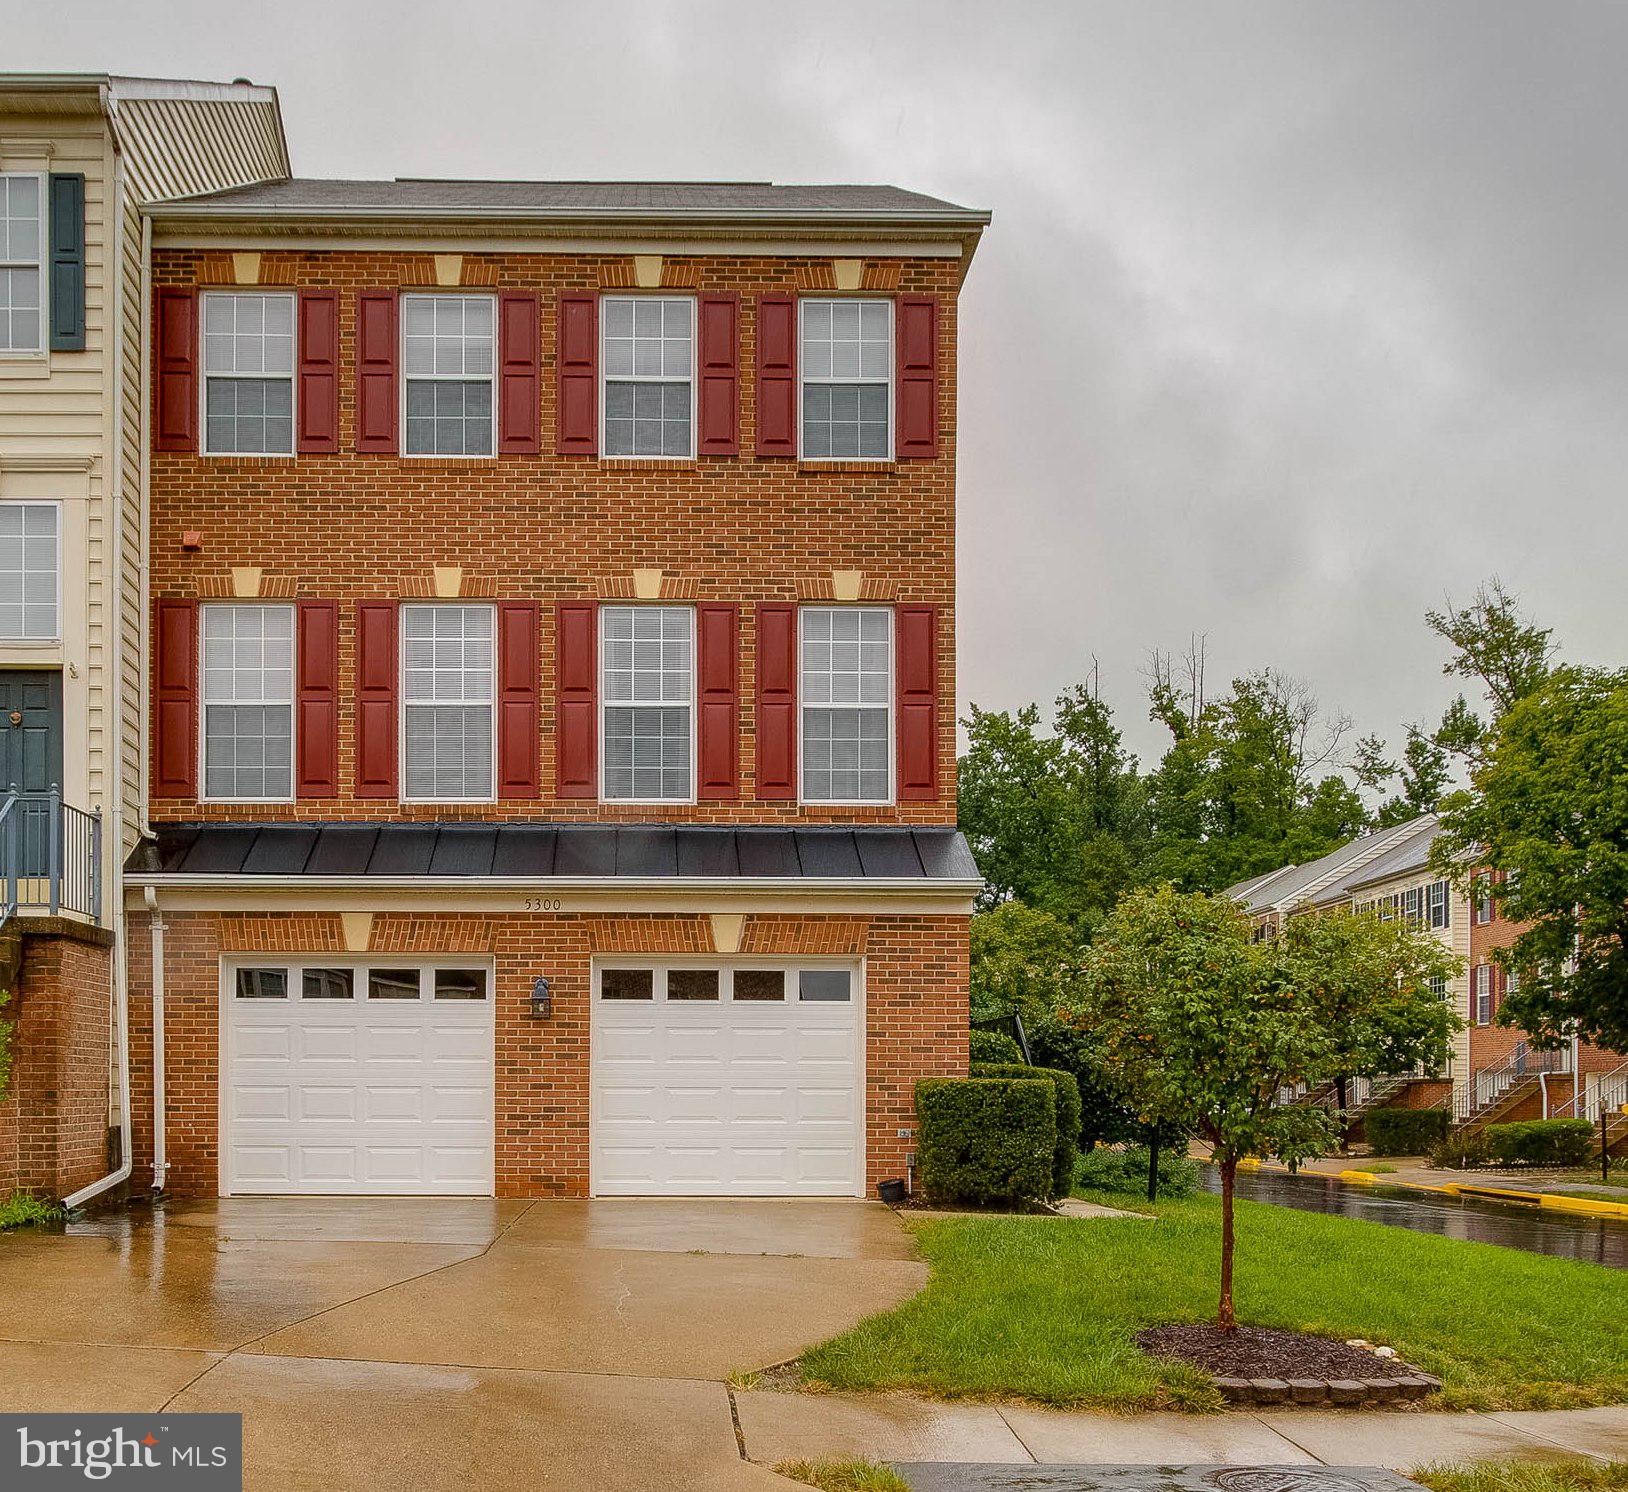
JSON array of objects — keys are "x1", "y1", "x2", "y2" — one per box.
[{"x1": 14, "y1": 0, "x2": 1624, "y2": 767}]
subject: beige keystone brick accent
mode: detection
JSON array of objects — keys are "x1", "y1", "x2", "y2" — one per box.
[
  {"x1": 632, "y1": 567, "x2": 663, "y2": 600},
  {"x1": 231, "y1": 252, "x2": 261, "y2": 286},
  {"x1": 833, "y1": 259, "x2": 864, "y2": 291},
  {"x1": 433, "y1": 565, "x2": 464, "y2": 598},
  {"x1": 230, "y1": 566, "x2": 262, "y2": 598},
  {"x1": 710, "y1": 913, "x2": 745, "y2": 955},
  {"x1": 831, "y1": 569, "x2": 863, "y2": 602},
  {"x1": 340, "y1": 913, "x2": 374, "y2": 953},
  {"x1": 633, "y1": 255, "x2": 663, "y2": 289},
  {"x1": 434, "y1": 254, "x2": 464, "y2": 288}
]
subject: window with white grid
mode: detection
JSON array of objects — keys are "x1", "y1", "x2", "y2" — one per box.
[
  {"x1": 201, "y1": 604, "x2": 294, "y2": 801},
  {"x1": 601, "y1": 297, "x2": 694, "y2": 457},
  {"x1": 0, "y1": 174, "x2": 43, "y2": 354},
  {"x1": 0, "y1": 503, "x2": 59, "y2": 639},
  {"x1": 800, "y1": 299, "x2": 891, "y2": 460},
  {"x1": 202, "y1": 292, "x2": 295, "y2": 454},
  {"x1": 401, "y1": 604, "x2": 494, "y2": 801},
  {"x1": 601, "y1": 605, "x2": 693, "y2": 801},
  {"x1": 800, "y1": 607, "x2": 892, "y2": 803},
  {"x1": 1474, "y1": 964, "x2": 1494, "y2": 1025},
  {"x1": 402, "y1": 294, "x2": 495, "y2": 456}
]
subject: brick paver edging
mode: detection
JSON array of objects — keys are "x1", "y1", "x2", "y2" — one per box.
[{"x1": 1216, "y1": 1373, "x2": 1444, "y2": 1406}]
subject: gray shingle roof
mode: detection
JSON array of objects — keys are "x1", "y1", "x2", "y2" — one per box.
[
  {"x1": 126, "y1": 822, "x2": 982, "y2": 883},
  {"x1": 151, "y1": 177, "x2": 989, "y2": 223},
  {"x1": 1229, "y1": 814, "x2": 1445, "y2": 913}
]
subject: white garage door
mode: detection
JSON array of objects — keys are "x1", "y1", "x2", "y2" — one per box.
[
  {"x1": 591, "y1": 961, "x2": 862, "y2": 1196},
  {"x1": 222, "y1": 960, "x2": 495, "y2": 1196}
]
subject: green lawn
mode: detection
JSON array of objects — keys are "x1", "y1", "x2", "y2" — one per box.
[
  {"x1": 799, "y1": 1194, "x2": 1628, "y2": 1412},
  {"x1": 1416, "y1": 1463, "x2": 1628, "y2": 1492}
]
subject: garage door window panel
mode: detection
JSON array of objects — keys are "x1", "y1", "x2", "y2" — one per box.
[
  {"x1": 668, "y1": 968, "x2": 720, "y2": 1001},
  {"x1": 800, "y1": 969, "x2": 852, "y2": 1002},
  {"x1": 236, "y1": 968, "x2": 288, "y2": 1000},
  {"x1": 601, "y1": 968, "x2": 654, "y2": 1000},
  {"x1": 302, "y1": 967, "x2": 356, "y2": 1000},
  {"x1": 368, "y1": 969, "x2": 421, "y2": 1001},
  {"x1": 732, "y1": 970, "x2": 786, "y2": 1002},
  {"x1": 434, "y1": 968, "x2": 488, "y2": 1000}
]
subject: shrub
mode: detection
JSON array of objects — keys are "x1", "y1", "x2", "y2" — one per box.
[
  {"x1": 968, "y1": 1028, "x2": 1024, "y2": 1065},
  {"x1": 1027, "y1": 1015, "x2": 1142, "y2": 1150},
  {"x1": 1365, "y1": 1106, "x2": 1450, "y2": 1156},
  {"x1": 971, "y1": 1062, "x2": 1083, "y2": 1198},
  {"x1": 1432, "y1": 1128, "x2": 1492, "y2": 1169},
  {"x1": 915, "y1": 1077, "x2": 1056, "y2": 1206},
  {"x1": 0, "y1": 1192, "x2": 62, "y2": 1231},
  {"x1": 1075, "y1": 1143, "x2": 1200, "y2": 1199},
  {"x1": 1484, "y1": 1119, "x2": 1594, "y2": 1168}
]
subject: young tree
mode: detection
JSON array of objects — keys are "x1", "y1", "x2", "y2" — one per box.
[
  {"x1": 1070, "y1": 888, "x2": 1336, "y2": 1329},
  {"x1": 1435, "y1": 665, "x2": 1628, "y2": 1051},
  {"x1": 1275, "y1": 907, "x2": 1461, "y2": 1123}
]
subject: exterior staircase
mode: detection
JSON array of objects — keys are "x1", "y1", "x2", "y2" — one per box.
[
  {"x1": 1550, "y1": 1060, "x2": 1628, "y2": 1157},
  {"x1": 1452, "y1": 1042, "x2": 1571, "y2": 1133}
]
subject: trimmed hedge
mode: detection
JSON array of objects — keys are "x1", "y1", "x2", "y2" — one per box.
[
  {"x1": 1365, "y1": 1106, "x2": 1449, "y2": 1156},
  {"x1": 969, "y1": 1028, "x2": 1024, "y2": 1065},
  {"x1": 1484, "y1": 1118, "x2": 1594, "y2": 1167},
  {"x1": 916, "y1": 1077, "x2": 1056, "y2": 1205},
  {"x1": 971, "y1": 1062, "x2": 1082, "y2": 1198}
]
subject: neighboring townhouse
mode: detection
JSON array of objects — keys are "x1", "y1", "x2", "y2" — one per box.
[
  {"x1": 0, "y1": 75, "x2": 286, "y2": 1206},
  {"x1": 124, "y1": 172, "x2": 989, "y2": 1199},
  {"x1": 1231, "y1": 814, "x2": 1623, "y2": 1137}
]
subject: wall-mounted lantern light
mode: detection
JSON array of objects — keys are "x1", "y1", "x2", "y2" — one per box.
[{"x1": 530, "y1": 976, "x2": 553, "y2": 1020}]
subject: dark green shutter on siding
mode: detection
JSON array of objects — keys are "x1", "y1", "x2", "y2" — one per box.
[{"x1": 48, "y1": 173, "x2": 86, "y2": 352}]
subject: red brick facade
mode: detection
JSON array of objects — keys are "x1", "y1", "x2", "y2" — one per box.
[{"x1": 0, "y1": 930, "x2": 114, "y2": 1199}]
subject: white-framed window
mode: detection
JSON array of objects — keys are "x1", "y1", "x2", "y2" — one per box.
[
  {"x1": 401, "y1": 602, "x2": 495, "y2": 802},
  {"x1": 0, "y1": 173, "x2": 44, "y2": 355},
  {"x1": 799, "y1": 298, "x2": 892, "y2": 460},
  {"x1": 600, "y1": 604, "x2": 694, "y2": 802},
  {"x1": 595, "y1": 963, "x2": 853, "y2": 1004},
  {"x1": 1427, "y1": 974, "x2": 1448, "y2": 999},
  {"x1": 1427, "y1": 879, "x2": 1450, "y2": 930},
  {"x1": 600, "y1": 296, "x2": 695, "y2": 458},
  {"x1": 799, "y1": 606, "x2": 892, "y2": 804},
  {"x1": 231, "y1": 962, "x2": 489, "y2": 1002},
  {"x1": 201, "y1": 603, "x2": 295, "y2": 802},
  {"x1": 201, "y1": 291, "x2": 295, "y2": 455},
  {"x1": 402, "y1": 293, "x2": 495, "y2": 457},
  {"x1": 1474, "y1": 964, "x2": 1494, "y2": 1025},
  {"x1": 0, "y1": 502, "x2": 60, "y2": 640}
]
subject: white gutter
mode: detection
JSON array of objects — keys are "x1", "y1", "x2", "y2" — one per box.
[
  {"x1": 123, "y1": 873, "x2": 984, "y2": 896},
  {"x1": 146, "y1": 202, "x2": 992, "y2": 228},
  {"x1": 144, "y1": 884, "x2": 167, "y2": 1192}
]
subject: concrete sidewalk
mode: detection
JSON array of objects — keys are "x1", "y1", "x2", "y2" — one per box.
[{"x1": 735, "y1": 1392, "x2": 1628, "y2": 1470}]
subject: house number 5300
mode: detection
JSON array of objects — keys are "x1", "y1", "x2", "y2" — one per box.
[{"x1": 522, "y1": 897, "x2": 563, "y2": 912}]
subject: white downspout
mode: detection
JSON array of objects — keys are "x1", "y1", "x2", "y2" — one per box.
[{"x1": 144, "y1": 884, "x2": 167, "y2": 1191}]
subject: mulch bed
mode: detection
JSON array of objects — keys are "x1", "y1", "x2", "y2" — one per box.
[{"x1": 1136, "y1": 1324, "x2": 1424, "y2": 1381}]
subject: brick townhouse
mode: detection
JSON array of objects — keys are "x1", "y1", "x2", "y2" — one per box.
[
  {"x1": 1232, "y1": 814, "x2": 1623, "y2": 1141},
  {"x1": 120, "y1": 173, "x2": 990, "y2": 1199}
]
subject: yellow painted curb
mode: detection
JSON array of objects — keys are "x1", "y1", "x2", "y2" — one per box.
[
  {"x1": 1338, "y1": 1169, "x2": 1379, "y2": 1185},
  {"x1": 1539, "y1": 1193, "x2": 1628, "y2": 1219}
]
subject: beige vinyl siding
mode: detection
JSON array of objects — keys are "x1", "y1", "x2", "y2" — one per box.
[{"x1": 110, "y1": 91, "x2": 287, "y2": 849}]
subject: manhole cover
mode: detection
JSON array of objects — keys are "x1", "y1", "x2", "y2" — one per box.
[{"x1": 1210, "y1": 1473, "x2": 1377, "y2": 1492}]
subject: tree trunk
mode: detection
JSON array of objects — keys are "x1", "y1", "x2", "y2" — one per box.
[
  {"x1": 1218, "y1": 1156, "x2": 1238, "y2": 1332},
  {"x1": 1147, "y1": 1133, "x2": 1160, "y2": 1203}
]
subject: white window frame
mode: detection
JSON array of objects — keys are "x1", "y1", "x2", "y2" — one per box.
[
  {"x1": 797, "y1": 297, "x2": 894, "y2": 462},
  {"x1": 1427, "y1": 879, "x2": 1450, "y2": 930},
  {"x1": 198, "y1": 601, "x2": 296, "y2": 805},
  {"x1": 1474, "y1": 964, "x2": 1494, "y2": 1025},
  {"x1": 399, "y1": 601, "x2": 497, "y2": 805},
  {"x1": 227, "y1": 960, "x2": 493, "y2": 1003},
  {"x1": 797, "y1": 604, "x2": 895, "y2": 808},
  {"x1": 199, "y1": 290, "x2": 298, "y2": 457},
  {"x1": 598, "y1": 294, "x2": 697, "y2": 461},
  {"x1": 0, "y1": 171, "x2": 45, "y2": 358},
  {"x1": 0, "y1": 500, "x2": 61, "y2": 643},
  {"x1": 598, "y1": 603, "x2": 696, "y2": 805},
  {"x1": 1473, "y1": 873, "x2": 1494, "y2": 926},
  {"x1": 399, "y1": 292, "x2": 498, "y2": 459}
]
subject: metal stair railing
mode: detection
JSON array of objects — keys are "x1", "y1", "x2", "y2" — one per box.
[
  {"x1": 1454, "y1": 1040, "x2": 1571, "y2": 1125},
  {"x1": 1551, "y1": 1058, "x2": 1628, "y2": 1123},
  {"x1": 0, "y1": 784, "x2": 103, "y2": 932}
]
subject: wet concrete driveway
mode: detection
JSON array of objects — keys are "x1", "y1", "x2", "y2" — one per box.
[{"x1": 0, "y1": 1197, "x2": 926, "y2": 1489}]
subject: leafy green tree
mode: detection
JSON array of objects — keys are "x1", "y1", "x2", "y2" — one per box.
[
  {"x1": 1276, "y1": 907, "x2": 1461, "y2": 1123},
  {"x1": 1435, "y1": 665, "x2": 1628, "y2": 1051},
  {"x1": 1068, "y1": 887, "x2": 1337, "y2": 1328},
  {"x1": 1426, "y1": 579, "x2": 1555, "y2": 765},
  {"x1": 969, "y1": 902, "x2": 1082, "y2": 1026}
]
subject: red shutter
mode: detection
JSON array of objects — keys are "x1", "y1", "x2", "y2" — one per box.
[
  {"x1": 555, "y1": 601, "x2": 597, "y2": 797},
  {"x1": 497, "y1": 602, "x2": 540, "y2": 798},
  {"x1": 755, "y1": 295, "x2": 797, "y2": 456},
  {"x1": 755, "y1": 603, "x2": 797, "y2": 799},
  {"x1": 556, "y1": 292, "x2": 598, "y2": 455},
  {"x1": 295, "y1": 600, "x2": 338, "y2": 797},
  {"x1": 296, "y1": 291, "x2": 340, "y2": 454},
  {"x1": 696, "y1": 604, "x2": 738, "y2": 800},
  {"x1": 895, "y1": 604, "x2": 939, "y2": 801},
  {"x1": 153, "y1": 288, "x2": 197, "y2": 452},
  {"x1": 697, "y1": 294, "x2": 740, "y2": 456},
  {"x1": 152, "y1": 599, "x2": 197, "y2": 797},
  {"x1": 355, "y1": 291, "x2": 399, "y2": 454},
  {"x1": 354, "y1": 601, "x2": 398, "y2": 797},
  {"x1": 895, "y1": 295, "x2": 940, "y2": 460},
  {"x1": 498, "y1": 291, "x2": 541, "y2": 455}
]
